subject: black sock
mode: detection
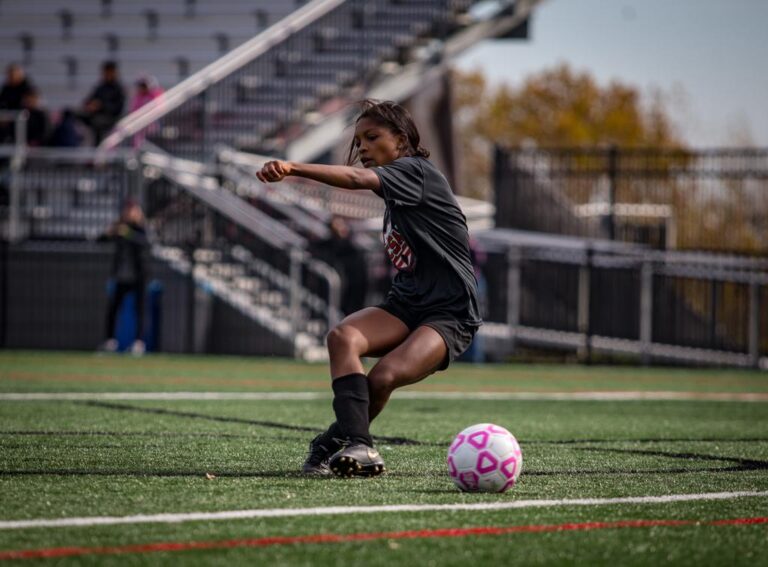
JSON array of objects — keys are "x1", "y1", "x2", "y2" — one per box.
[
  {"x1": 315, "y1": 422, "x2": 345, "y2": 452},
  {"x1": 331, "y1": 373, "x2": 373, "y2": 447}
]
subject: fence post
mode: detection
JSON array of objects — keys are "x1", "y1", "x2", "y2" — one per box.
[
  {"x1": 639, "y1": 258, "x2": 654, "y2": 365},
  {"x1": 289, "y1": 247, "x2": 303, "y2": 353},
  {"x1": 577, "y1": 246, "x2": 592, "y2": 362},
  {"x1": 8, "y1": 110, "x2": 29, "y2": 242},
  {"x1": 200, "y1": 90, "x2": 210, "y2": 161},
  {"x1": 0, "y1": 238, "x2": 7, "y2": 348},
  {"x1": 506, "y1": 246, "x2": 521, "y2": 353},
  {"x1": 185, "y1": 244, "x2": 196, "y2": 353},
  {"x1": 607, "y1": 145, "x2": 618, "y2": 241},
  {"x1": 748, "y1": 282, "x2": 760, "y2": 369}
]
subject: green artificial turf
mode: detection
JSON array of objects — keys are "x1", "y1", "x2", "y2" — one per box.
[{"x1": 0, "y1": 351, "x2": 767, "y2": 565}]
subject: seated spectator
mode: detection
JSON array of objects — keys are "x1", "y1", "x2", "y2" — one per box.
[
  {"x1": 0, "y1": 63, "x2": 34, "y2": 111},
  {"x1": 79, "y1": 61, "x2": 126, "y2": 145},
  {"x1": 129, "y1": 75, "x2": 164, "y2": 147},
  {"x1": 48, "y1": 108, "x2": 84, "y2": 148},
  {"x1": 20, "y1": 89, "x2": 50, "y2": 146},
  {"x1": 0, "y1": 63, "x2": 34, "y2": 143}
]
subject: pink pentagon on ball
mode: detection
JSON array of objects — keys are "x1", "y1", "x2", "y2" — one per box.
[
  {"x1": 487, "y1": 424, "x2": 511, "y2": 436},
  {"x1": 476, "y1": 450, "x2": 499, "y2": 474},
  {"x1": 459, "y1": 471, "x2": 479, "y2": 491},
  {"x1": 467, "y1": 430, "x2": 489, "y2": 449},
  {"x1": 449, "y1": 434, "x2": 466, "y2": 455},
  {"x1": 500, "y1": 456, "x2": 518, "y2": 479},
  {"x1": 447, "y1": 456, "x2": 458, "y2": 478}
]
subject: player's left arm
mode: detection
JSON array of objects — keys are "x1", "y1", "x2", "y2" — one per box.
[{"x1": 256, "y1": 160, "x2": 380, "y2": 191}]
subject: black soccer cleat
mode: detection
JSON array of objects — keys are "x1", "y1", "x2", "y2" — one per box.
[
  {"x1": 301, "y1": 434, "x2": 333, "y2": 476},
  {"x1": 328, "y1": 443, "x2": 386, "y2": 478}
]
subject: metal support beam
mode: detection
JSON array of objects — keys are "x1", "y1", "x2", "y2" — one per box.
[
  {"x1": 506, "y1": 246, "x2": 521, "y2": 352},
  {"x1": 748, "y1": 282, "x2": 761, "y2": 369},
  {"x1": 639, "y1": 260, "x2": 654, "y2": 365},
  {"x1": 577, "y1": 247, "x2": 592, "y2": 362}
]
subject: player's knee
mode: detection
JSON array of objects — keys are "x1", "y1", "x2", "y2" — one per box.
[
  {"x1": 368, "y1": 365, "x2": 399, "y2": 395},
  {"x1": 326, "y1": 324, "x2": 362, "y2": 355}
]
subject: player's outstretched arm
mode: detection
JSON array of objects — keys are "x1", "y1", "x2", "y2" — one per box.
[{"x1": 256, "y1": 160, "x2": 380, "y2": 191}]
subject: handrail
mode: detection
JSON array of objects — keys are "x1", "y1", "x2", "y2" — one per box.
[
  {"x1": 99, "y1": 0, "x2": 347, "y2": 151},
  {"x1": 141, "y1": 151, "x2": 306, "y2": 250}
]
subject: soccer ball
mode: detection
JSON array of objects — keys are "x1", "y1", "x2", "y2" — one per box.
[{"x1": 447, "y1": 423, "x2": 522, "y2": 493}]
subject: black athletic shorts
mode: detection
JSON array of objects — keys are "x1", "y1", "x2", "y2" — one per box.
[{"x1": 377, "y1": 296, "x2": 480, "y2": 371}]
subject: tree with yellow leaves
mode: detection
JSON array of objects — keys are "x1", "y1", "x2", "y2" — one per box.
[{"x1": 453, "y1": 63, "x2": 685, "y2": 200}]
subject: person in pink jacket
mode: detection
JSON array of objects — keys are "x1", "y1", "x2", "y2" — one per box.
[{"x1": 129, "y1": 75, "x2": 163, "y2": 148}]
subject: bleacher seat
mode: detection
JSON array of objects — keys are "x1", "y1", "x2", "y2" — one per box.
[{"x1": 0, "y1": 0, "x2": 295, "y2": 112}]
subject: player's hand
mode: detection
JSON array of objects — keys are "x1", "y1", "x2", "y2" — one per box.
[{"x1": 256, "y1": 160, "x2": 292, "y2": 183}]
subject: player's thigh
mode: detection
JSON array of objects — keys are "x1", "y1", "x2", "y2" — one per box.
[
  {"x1": 370, "y1": 325, "x2": 447, "y2": 389},
  {"x1": 331, "y1": 307, "x2": 410, "y2": 358}
]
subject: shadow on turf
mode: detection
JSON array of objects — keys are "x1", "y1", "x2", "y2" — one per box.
[
  {"x1": 78, "y1": 401, "x2": 429, "y2": 446},
  {"x1": 74, "y1": 401, "x2": 768, "y2": 449}
]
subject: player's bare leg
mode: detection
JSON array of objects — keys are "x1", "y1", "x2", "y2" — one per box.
[
  {"x1": 326, "y1": 307, "x2": 410, "y2": 377},
  {"x1": 303, "y1": 307, "x2": 409, "y2": 475},
  {"x1": 366, "y1": 325, "x2": 447, "y2": 421},
  {"x1": 329, "y1": 325, "x2": 446, "y2": 476}
]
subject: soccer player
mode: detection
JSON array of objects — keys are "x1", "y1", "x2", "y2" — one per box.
[{"x1": 256, "y1": 100, "x2": 482, "y2": 477}]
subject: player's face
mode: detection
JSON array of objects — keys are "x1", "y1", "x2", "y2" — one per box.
[{"x1": 353, "y1": 118, "x2": 405, "y2": 168}]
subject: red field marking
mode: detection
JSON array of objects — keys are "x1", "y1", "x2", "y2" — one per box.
[{"x1": 1, "y1": 517, "x2": 765, "y2": 561}]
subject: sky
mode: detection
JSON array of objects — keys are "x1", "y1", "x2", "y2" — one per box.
[{"x1": 455, "y1": 0, "x2": 768, "y2": 147}]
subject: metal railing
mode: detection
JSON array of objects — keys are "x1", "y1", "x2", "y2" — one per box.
[
  {"x1": 494, "y1": 146, "x2": 768, "y2": 256},
  {"x1": 100, "y1": 0, "x2": 348, "y2": 152},
  {"x1": 477, "y1": 230, "x2": 768, "y2": 368},
  {"x1": 140, "y1": 151, "x2": 342, "y2": 348},
  {"x1": 0, "y1": 146, "x2": 139, "y2": 242}
]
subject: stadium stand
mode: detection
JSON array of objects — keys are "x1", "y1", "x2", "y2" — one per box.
[
  {"x1": 0, "y1": 0, "x2": 297, "y2": 110},
  {"x1": 6, "y1": 1, "x2": 763, "y2": 368}
]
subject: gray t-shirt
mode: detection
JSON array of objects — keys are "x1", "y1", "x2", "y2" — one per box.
[{"x1": 373, "y1": 156, "x2": 481, "y2": 327}]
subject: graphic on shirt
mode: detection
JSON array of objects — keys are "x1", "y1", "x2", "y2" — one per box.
[{"x1": 384, "y1": 223, "x2": 416, "y2": 271}]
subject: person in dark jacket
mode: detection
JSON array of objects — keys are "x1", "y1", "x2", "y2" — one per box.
[
  {"x1": 310, "y1": 216, "x2": 369, "y2": 316},
  {"x1": 48, "y1": 108, "x2": 84, "y2": 148},
  {"x1": 79, "y1": 61, "x2": 125, "y2": 145},
  {"x1": 0, "y1": 63, "x2": 35, "y2": 143},
  {"x1": 20, "y1": 89, "x2": 50, "y2": 146},
  {"x1": 99, "y1": 200, "x2": 149, "y2": 355},
  {"x1": 0, "y1": 63, "x2": 33, "y2": 110}
]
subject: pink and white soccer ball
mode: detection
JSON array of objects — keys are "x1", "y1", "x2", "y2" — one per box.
[{"x1": 447, "y1": 423, "x2": 522, "y2": 493}]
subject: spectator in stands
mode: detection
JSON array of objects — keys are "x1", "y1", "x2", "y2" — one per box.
[
  {"x1": 79, "y1": 61, "x2": 126, "y2": 145},
  {"x1": 129, "y1": 75, "x2": 164, "y2": 148},
  {"x1": 0, "y1": 63, "x2": 35, "y2": 143},
  {"x1": 48, "y1": 109, "x2": 84, "y2": 148},
  {"x1": 98, "y1": 199, "x2": 149, "y2": 355},
  {"x1": 19, "y1": 88, "x2": 50, "y2": 147},
  {"x1": 0, "y1": 63, "x2": 34, "y2": 111},
  {"x1": 310, "y1": 216, "x2": 369, "y2": 316}
]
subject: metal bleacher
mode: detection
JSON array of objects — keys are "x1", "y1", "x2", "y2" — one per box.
[
  {"x1": 0, "y1": 0, "x2": 540, "y2": 357},
  {"x1": 0, "y1": 0, "x2": 297, "y2": 110}
]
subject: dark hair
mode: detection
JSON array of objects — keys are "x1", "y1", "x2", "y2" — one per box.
[
  {"x1": 102, "y1": 61, "x2": 118, "y2": 72},
  {"x1": 346, "y1": 99, "x2": 430, "y2": 165}
]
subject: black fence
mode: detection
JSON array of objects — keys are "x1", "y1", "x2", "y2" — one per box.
[
  {"x1": 494, "y1": 147, "x2": 768, "y2": 256},
  {"x1": 477, "y1": 231, "x2": 768, "y2": 368},
  {"x1": 0, "y1": 148, "x2": 139, "y2": 242}
]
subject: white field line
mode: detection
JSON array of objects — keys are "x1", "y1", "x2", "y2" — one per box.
[
  {"x1": 1, "y1": 391, "x2": 767, "y2": 402},
  {"x1": 1, "y1": 491, "x2": 766, "y2": 531}
]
